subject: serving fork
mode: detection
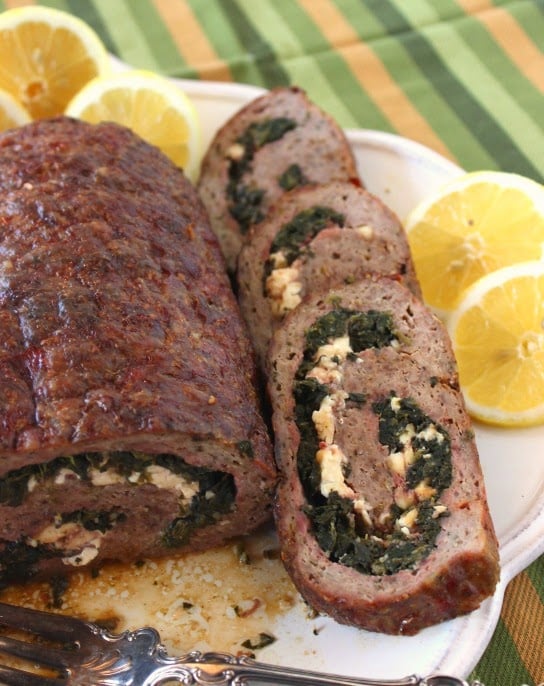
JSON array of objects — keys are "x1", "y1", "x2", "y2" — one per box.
[{"x1": 0, "y1": 601, "x2": 484, "y2": 686}]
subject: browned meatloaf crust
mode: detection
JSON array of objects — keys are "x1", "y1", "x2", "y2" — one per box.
[
  {"x1": 237, "y1": 181, "x2": 421, "y2": 369},
  {"x1": 0, "y1": 117, "x2": 276, "y2": 588},
  {"x1": 197, "y1": 86, "x2": 360, "y2": 271},
  {"x1": 268, "y1": 278, "x2": 499, "y2": 635}
]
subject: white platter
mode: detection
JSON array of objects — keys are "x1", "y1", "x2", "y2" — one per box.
[
  {"x1": 5, "y1": 71, "x2": 542, "y2": 683},
  {"x1": 179, "y1": 77, "x2": 544, "y2": 679}
]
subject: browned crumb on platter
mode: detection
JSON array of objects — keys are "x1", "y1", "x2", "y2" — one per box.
[{"x1": 0, "y1": 526, "x2": 299, "y2": 657}]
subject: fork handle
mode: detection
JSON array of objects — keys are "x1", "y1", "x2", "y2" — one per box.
[{"x1": 142, "y1": 651, "x2": 480, "y2": 686}]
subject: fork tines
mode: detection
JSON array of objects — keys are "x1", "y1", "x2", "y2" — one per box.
[
  {"x1": 0, "y1": 662, "x2": 65, "y2": 686},
  {"x1": 0, "y1": 602, "x2": 91, "y2": 685},
  {"x1": 0, "y1": 602, "x2": 87, "y2": 644}
]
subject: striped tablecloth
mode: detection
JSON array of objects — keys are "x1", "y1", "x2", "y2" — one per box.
[{"x1": 2, "y1": 1, "x2": 543, "y2": 683}]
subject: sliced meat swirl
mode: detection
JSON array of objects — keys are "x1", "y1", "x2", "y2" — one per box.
[
  {"x1": 237, "y1": 181, "x2": 420, "y2": 369},
  {"x1": 197, "y1": 87, "x2": 359, "y2": 271},
  {"x1": 268, "y1": 278, "x2": 499, "y2": 635}
]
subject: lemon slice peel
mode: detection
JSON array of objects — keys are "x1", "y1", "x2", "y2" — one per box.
[
  {"x1": 0, "y1": 86, "x2": 31, "y2": 131},
  {"x1": 65, "y1": 69, "x2": 202, "y2": 181},
  {"x1": 0, "y1": 6, "x2": 110, "y2": 119},
  {"x1": 448, "y1": 260, "x2": 544, "y2": 427},
  {"x1": 406, "y1": 171, "x2": 544, "y2": 319}
]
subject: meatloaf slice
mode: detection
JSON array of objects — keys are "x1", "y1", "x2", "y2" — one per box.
[
  {"x1": 237, "y1": 181, "x2": 421, "y2": 369},
  {"x1": 197, "y1": 87, "x2": 359, "y2": 271},
  {"x1": 268, "y1": 278, "x2": 499, "y2": 635},
  {"x1": 0, "y1": 117, "x2": 276, "y2": 588}
]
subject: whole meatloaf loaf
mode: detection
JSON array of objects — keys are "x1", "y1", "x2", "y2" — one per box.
[
  {"x1": 268, "y1": 278, "x2": 499, "y2": 635},
  {"x1": 237, "y1": 181, "x2": 421, "y2": 368},
  {"x1": 0, "y1": 117, "x2": 276, "y2": 588},
  {"x1": 197, "y1": 86, "x2": 359, "y2": 271}
]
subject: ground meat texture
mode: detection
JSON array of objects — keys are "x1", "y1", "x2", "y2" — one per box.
[
  {"x1": 268, "y1": 278, "x2": 499, "y2": 635},
  {"x1": 0, "y1": 117, "x2": 276, "y2": 587},
  {"x1": 197, "y1": 87, "x2": 360, "y2": 272},
  {"x1": 237, "y1": 181, "x2": 421, "y2": 369}
]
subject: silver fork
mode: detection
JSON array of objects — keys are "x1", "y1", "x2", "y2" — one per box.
[{"x1": 0, "y1": 601, "x2": 483, "y2": 686}]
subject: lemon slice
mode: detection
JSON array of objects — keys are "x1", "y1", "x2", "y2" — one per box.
[
  {"x1": 0, "y1": 6, "x2": 110, "y2": 120},
  {"x1": 0, "y1": 87, "x2": 31, "y2": 130},
  {"x1": 65, "y1": 70, "x2": 202, "y2": 181},
  {"x1": 448, "y1": 260, "x2": 544, "y2": 426},
  {"x1": 406, "y1": 171, "x2": 544, "y2": 320}
]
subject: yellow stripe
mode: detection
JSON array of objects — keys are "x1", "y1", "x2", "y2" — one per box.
[
  {"x1": 456, "y1": 0, "x2": 544, "y2": 93},
  {"x1": 296, "y1": 0, "x2": 456, "y2": 163},
  {"x1": 501, "y1": 571, "x2": 544, "y2": 683},
  {"x1": 151, "y1": 0, "x2": 232, "y2": 82}
]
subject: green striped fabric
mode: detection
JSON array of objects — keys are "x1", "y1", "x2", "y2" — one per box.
[
  {"x1": 471, "y1": 555, "x2": 544, "y2": 685},
  {"x1": 0, "y1": 0, "x2": 542, "y2": 683},
  {"x1": 27, "y1": 0, "x2": 544, "y2": 183}
]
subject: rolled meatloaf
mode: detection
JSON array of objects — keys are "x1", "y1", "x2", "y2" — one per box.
[
  {"x1": 268, "y1": 278, "x2": 499, "y2": 635},
  {"x1": 197, "y1": 87, "x2": 359, "y2": 271},
  {"x1": 0, "y1": 117, "x2": 276, "y2": 588},
  {"x1": 237, "y1": 181, "x2": 421, "y2": 369}
]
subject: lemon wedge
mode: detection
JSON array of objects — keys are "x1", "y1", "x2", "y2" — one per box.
[
  {"x1": 448, "y1": 260, "x2": 544, "y2": 427},
  {"x1": 65, "y1": 70, "x2": 202, "y2": 181},
  {"x1": 406, "y1": 171, "x2": 544, "y2": 320},
  {"x1": 0, "y1": 6, "x2": 110, "y2": 119}
]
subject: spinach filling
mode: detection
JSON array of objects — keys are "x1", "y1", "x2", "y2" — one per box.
[
  {"x1": 295, "y1": 307, "x2": 397, "y2": 499},
  {"x1": 294, "y1": 308, "x2": 452, "y2": 575},
  {"x1": 161, "y1": 470, "x2": 235, "y2": 548},
  {"x1": 308, "y1": 495, "x2": 444, "y2": 576},
  {"x1": 373, "y1": 396, "x2": 452, "y2": 494},
  {"x1": 61, "y1": 509, "x2": 127, "y2": 533},
  {"x1": 0, "y1": 451, "x2": 236, "y2": 578},
  {"x1": 278, "y1": 163, "x2": 308, "y2": 191},
  {"x1": 0, "y1": 539, "x2": 65, "y2": 589},
  {"x1": 0, "y1": 451, "x2": 234, "y2": 507},
  {"x1": 297, "y1": 307, "x2": 397, "y2": 378},
  {"x1": 0, "y1": 509, "x2": 126, "y2": 589},
  {"x1": 227, "y1": 117, "x2": 297, "y2": 234},
  {"x1": 263, "y1": 206, "x2": 345, "y2": 285}
]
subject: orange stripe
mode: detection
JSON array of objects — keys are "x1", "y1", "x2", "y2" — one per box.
[
  {"x1": 3, "y1": 0, "x2": 35, "y2": 7},
  {"x1": 501, "y1": 571, "x2": 544, "y2": 683},
  {"x1": 454, "y1": 0, "x2": 492, "y2": 11},
  {"x1": 151, "y1": 0, "x2": 232, "y2": 82},
  {"x1": 456, "y1": 0, "x2": 544, "y2": 93},
  {"x1": 297, "y1": 0, "x2": 457, "y2": 163}
]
